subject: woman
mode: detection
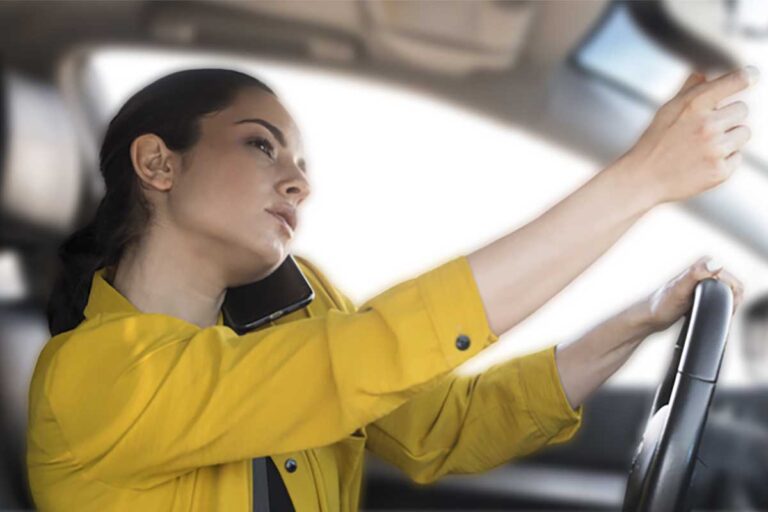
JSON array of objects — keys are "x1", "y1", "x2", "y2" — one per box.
[{"x1": 28, "y1": 66, "x2": 753, "y2": 511}]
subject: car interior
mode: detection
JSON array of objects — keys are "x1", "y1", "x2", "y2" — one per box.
[{"x1": 1, "y1": 0, "x2": 768, "y2": 510}]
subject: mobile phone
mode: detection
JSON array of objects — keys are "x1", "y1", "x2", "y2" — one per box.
[{"x1": 222, "y1": 253, "x2": 314, "y2": 334}]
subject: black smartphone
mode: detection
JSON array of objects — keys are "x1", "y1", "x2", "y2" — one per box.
[{"x1": 222, "y1": 254, "x2": 315, "y2": 334}]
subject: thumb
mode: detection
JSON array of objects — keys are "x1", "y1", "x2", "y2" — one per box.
[
  {"x1": 654, "y1": 71, "x2": 707, "y2": 126},
  {"x1": 677, "y1": 71, "x2": 706, "y2": 96},
  {"x1": 687, "y1": 256, "x2": 722, "y2": 285},
  {"x1": 673, "y1": 256, "x2": 719, "y2": 291}
]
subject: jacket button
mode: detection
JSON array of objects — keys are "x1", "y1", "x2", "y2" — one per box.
[
  {"x1": 455, "y1": 334, "x2": 471, "y2": 351},
  {"x1": 285, "y1": 458, "x2": 298, "y2": 473}
]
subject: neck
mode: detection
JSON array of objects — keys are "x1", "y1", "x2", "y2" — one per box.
[{"x1": 111, "y1": 229, "x2": 227, "y2": 329}]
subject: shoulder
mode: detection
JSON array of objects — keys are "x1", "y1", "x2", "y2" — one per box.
[
  {"x1": 32, "y1": 312, "x2": 214, "y2": 436},
  {"x1": 35, "y1": 313, "x2": 198, "y2": 396}
]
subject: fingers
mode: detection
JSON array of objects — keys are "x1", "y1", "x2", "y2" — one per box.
[
  {"x1": 707, "y1": 100, "x2": 751, "y2": 168},
  {"x1": 685, "y1": 256, "x2": 721, "y2": 283},
  {"x1": 719, "y1": 125, "x2": 752, "y2": 157},
  {"x1": 677, "y1": 71, "x2": 707, "y2": 95},
  {"x1": 658, "y1": 72, "x2": 707, "y2": 121},
  {"x1": 712, "y1": 100, "x2": 749, "y2": 130},
  {"x1": 685, "y1": 66, "x2": 759, "y2": 111},
  {"x1": 717, "y1": 268, "x2": 745, "y2": 313},
  {"x1": 667, "y1": 256, "x2": 717, "y2": 293},
  {"x1": 666, "y1": 67, "x2": 756, "y2": 197},
  {"x1": 688, "y1": 90, "x2": 752, "y2": 183},
  {"x1": 722, "y1": 150, "x2": 743, "y2": 175},
  {"x1": 677, "y1": 256, "x2": 723, "y2": 292},
  {"x1": 686, "y1": 256, "x2": 744, "y2": 314}
]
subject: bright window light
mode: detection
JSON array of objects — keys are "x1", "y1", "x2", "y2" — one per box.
[{"x1": 575, "y1": 4, "x2": 691, "y2": 103}]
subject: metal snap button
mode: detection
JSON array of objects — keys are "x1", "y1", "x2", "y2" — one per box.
[{"x1": 455, "y1": 334, "x2": 471, "y2": 351}]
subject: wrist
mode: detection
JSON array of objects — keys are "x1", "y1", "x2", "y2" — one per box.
[
  {"x1": 601, "y1": 153, "x2": 664, "y2": 215},
  {"x1": 622, "y1": 299, "x2": 659, "y2": 340}
]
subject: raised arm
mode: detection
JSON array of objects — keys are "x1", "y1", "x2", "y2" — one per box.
[
  {"x1": 467, "y1": 67, "x2": 756, "y2": 338},
  {"x1": 357, "y1": 69, "x2": 755, "y2": 484}
]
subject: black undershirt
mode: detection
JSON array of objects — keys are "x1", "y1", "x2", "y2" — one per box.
[{"x1": 258, "y1": 457, "x2": 295, "y2": 511}]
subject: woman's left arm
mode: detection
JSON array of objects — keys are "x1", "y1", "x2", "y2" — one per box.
[
  {"x1": 361, "y1": 256, "x2": 743, "y2": 484},
  {"x1": 555, "y1": 256, "x2": 744, "y2": 409},
  {"x1": 364, "y1": 346, "x2": 582, "y2": 484}
]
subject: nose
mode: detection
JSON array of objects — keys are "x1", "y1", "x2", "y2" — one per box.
[{"x1": 277, "y1": 165, "x2": 311, "y2": 204}]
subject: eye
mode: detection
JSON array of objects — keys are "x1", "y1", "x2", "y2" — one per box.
[{"x1": 246, "y1": 137, "x2": 275, "y2": 159}]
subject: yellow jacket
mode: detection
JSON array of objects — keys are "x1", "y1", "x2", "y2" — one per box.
[{"x1": 27, "y1": 253, "x2": 582, "y2": 511}]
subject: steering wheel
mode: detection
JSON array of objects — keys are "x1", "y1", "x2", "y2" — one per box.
[{"x1": 622, "y1": 278, "x2": 734, "y2": 512}]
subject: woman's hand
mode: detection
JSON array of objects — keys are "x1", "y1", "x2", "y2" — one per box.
[
  {"x1": 641, "y1": 256, "x2": 745, "y2": 333},
  {"x1": 618, "y1": 66, "x2": 758, "y2": 206},
  {"x1": 555, "y1": 256, "x2": 744, "y2": 409}
]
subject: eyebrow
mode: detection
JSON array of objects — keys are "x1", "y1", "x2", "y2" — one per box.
[{"x1": 234, "y1": 117, "x2": 307, "y2": 173}]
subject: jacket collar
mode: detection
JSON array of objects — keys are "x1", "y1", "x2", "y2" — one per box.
[{"x1": 83, "y1": 266, "x2": 224, "y2": 326}]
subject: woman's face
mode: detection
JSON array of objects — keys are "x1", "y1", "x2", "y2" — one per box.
[{"x1": 152, "y1": 86, "x2": 311, "y2": 285}]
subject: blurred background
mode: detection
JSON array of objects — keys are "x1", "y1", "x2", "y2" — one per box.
[{"x1": 1, "y1": 0, "x2": 768, "y2": 510}]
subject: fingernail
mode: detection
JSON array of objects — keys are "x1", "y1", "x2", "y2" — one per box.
[
  {"x1": 746, "y1": 65, "x2": 760, "y2": 85},
  {"x1": 706, "y1": 258, "x2": 723, "y2": 273}
]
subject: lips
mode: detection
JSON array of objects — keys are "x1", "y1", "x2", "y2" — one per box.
[{"x1": 266, "y1": 206, "x2": 297, "y2": 232}]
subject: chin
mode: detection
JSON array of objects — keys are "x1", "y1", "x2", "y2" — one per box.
[
  {"x1": 225, "y1": 242, "x2": 284, "y2": 286},
  {"x1": 259, "y1": 242, "x2": 289, "y2": 271}
]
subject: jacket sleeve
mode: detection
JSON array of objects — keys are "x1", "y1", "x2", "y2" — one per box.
[
  {"x1": 324, "y1": 267, "x2": 583, "y2": 485},
  {"x1": 42, "y1": 254, "x2": 500, "y2": 489},
  {"x1": 362, "y1": 346, "x2": 583, "y2": 484}
]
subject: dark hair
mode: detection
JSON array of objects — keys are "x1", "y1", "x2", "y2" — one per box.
[{"x1": 46, "y1": 68, "x2": 276, "y2": 336}]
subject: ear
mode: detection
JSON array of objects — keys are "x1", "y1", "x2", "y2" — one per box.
[{"x1": 129, "y1": 133, "x2": 179, "y2": 192}]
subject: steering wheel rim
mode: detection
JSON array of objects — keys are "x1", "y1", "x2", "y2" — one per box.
[{"x1": 622, "y1": 278, "x2": 734, "y2": 512}]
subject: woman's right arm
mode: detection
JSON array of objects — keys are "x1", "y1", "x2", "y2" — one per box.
[{"x1": 468, "y1": 67, "x2": 756, "y2": 337}]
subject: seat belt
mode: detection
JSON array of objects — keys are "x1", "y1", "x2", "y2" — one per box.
[{"x1": 253, "y1": 457, "x2": 271, "y2": 512}]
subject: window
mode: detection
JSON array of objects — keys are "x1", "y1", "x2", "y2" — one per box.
[
  {"x1": 574, "y1": 3, "x2": 691, "y2": 104},
  {"x1": 574, "y1": 1, "x2": 768, "y2": 172}
]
